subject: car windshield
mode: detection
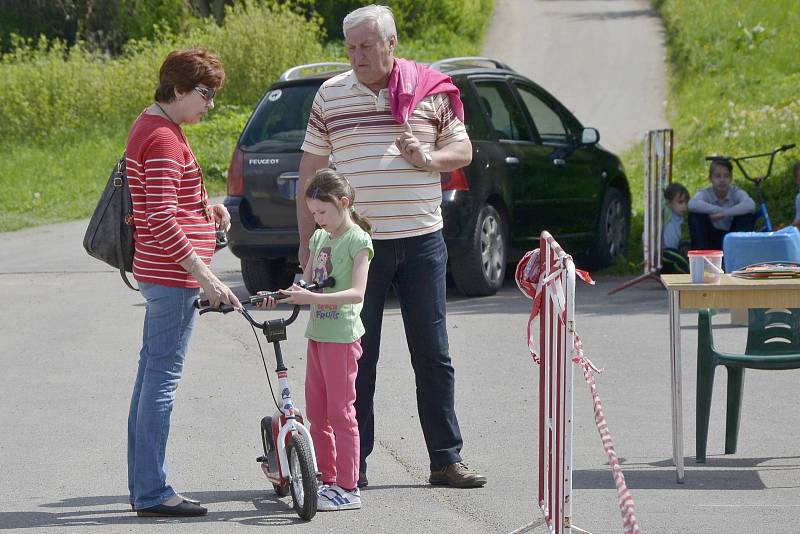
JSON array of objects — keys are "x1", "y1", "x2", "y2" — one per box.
[{"x1": 240, "y1": 84, "x2": 320, "y2": 152}]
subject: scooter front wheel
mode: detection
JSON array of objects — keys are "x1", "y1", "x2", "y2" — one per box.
[{"x1": 287, "y1": 434, "x2": 317, "y2": 520}]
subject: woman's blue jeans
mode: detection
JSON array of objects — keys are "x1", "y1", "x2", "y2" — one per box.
[{"x1": 127, "y1": 282, "x2": 199, "y2": 509}]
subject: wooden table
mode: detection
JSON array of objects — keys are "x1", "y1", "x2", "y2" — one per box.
[{"x1": 660, "y1": 274, "x2": 800, "y2": 483}]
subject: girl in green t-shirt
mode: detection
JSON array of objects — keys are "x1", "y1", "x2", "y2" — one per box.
[{"x1": 262, "y1": 168, "x2": 373, "y2": 511}]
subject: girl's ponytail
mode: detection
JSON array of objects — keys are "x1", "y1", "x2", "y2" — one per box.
[{"x1": 350, "y1": 209, "x2": 372, "y2": 234}]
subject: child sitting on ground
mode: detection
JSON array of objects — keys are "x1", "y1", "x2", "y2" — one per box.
[
  {"x1": 661, "y1": 182, "x2": 690, "y2": 274},
  {"x1": 688, "y1": 158, "x2": 756, "y2": 250}
]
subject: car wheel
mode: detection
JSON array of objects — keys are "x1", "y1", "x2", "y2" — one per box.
[
  {"x1": 241, "y1": 258, "x2": 295, "y2": 294},
  {"x1": 450, "y1": 204, "x2": 507, "y2": 297},
  {"x1": 591, "y1": 186, "x2": 629, "y2": 267}
]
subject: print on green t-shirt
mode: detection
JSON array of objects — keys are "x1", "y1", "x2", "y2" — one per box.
[{"x1": 305, "y1": 225, "x2": 373, "y2": 343}]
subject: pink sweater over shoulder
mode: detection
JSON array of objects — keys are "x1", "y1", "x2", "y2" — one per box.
[{"x1": 387, "y1": 58, "x2": 465, "y2": 124}]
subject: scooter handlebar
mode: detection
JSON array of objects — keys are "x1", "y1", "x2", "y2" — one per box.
[
  {"x1": 194, "y1": 277, "x2": 336, "y2": 314},
  {"x1": 705, "y1": 143, "x2": 795, "y2": 163},
  {"x1": 194, "y1": 300, "x2": 236, "y2": 315},
  {"x1": 247, "y1": 277, "x2": 336, "y2": 305}
]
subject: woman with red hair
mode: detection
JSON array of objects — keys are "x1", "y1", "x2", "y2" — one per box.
[{"x1": 126, "y1": 48, "x2": 240, "y2": 517}]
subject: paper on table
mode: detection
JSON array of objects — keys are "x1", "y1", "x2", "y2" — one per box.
[{"x1": 731, "y1": 261, "x2": 800, "y2": 279}]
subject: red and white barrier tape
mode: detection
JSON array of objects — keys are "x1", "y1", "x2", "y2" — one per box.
[
  {"x1": 574, "y1": 354, "x2": 640, "y2": 533},
  {"x1": 517, "y1": 248, "x2": 641, "y2": 534}
]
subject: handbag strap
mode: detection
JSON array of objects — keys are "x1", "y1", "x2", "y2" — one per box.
[
  {"x1": 120, "y1": 266, "x2": 138, "y2": 291},
  {"x1": 116, "y1": 153, "x2": 138, "y2": 292}
]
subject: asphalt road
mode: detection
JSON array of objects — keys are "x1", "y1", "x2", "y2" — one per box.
[
  {"x1": 482, "y1": 0, "x2": 669, "y2": 154},
  {"x1": 3, "y1": 220, "x2": 800, "y2": 534}
]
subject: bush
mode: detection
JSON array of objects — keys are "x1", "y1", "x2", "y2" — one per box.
[
  {"x1": 389, "y1": 0, "x2": 492, "y2": 45},
  {"x1": 116, "y1": 0, "x2": 199, "y2": 50},
  {"x1": 0, "y1": 36, "x2": 167, "y2": 142},
  {"x1": 397, "y1": 26, "x2": 482, "y2": 61},
  {"x1": 0, "y1": 1, "x2": 324, "y2": 143},
  {"x1": 184, "y1": 105, "x2": 250, "y2": 184},
  {"x1": 297, "y1": 0, "x2": 492, "y2": 44},
  {"x1": 187, "y1": 0, "x2": 324, "y2": 106}
]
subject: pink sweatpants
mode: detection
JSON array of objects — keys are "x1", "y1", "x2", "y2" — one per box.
[{"x1": 305, "y1": 339, "x2": 361, "y2": 490}]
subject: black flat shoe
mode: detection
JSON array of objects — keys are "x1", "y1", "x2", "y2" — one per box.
[
  {"x1": 136, "y1": 499, "x2": 207, "y2": 517},
  {"x1": 130, "y1": 494, "x2": 198, "y2": 510}
]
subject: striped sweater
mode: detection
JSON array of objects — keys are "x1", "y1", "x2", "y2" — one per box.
[
  {"x1": 126, "y1": 112, "x2": 214, "y2": 288},
  {"x1": 302, "y1": 70, "x2": 468, "y2": 239}
]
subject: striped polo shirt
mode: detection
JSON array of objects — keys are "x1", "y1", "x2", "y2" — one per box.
[
  {"x1": 126, "y1": 112, "x2": 215, "y2": 288},
  {"x1": 301, "y1": 70, "x2": 468, "y2": 239}
]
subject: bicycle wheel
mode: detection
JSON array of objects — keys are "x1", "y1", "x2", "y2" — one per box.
[{"x1": 287, "y1": 433, "x2": 317, "y2": 520}]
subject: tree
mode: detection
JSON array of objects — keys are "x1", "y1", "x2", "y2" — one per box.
[
  {"x1": 0, "y1": 0, "x2": 199, "y2": 54},
  {"x1": 190, "y1": 0, "x2": 234, "y2": 24}
]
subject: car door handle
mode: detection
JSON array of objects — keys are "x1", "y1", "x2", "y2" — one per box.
[
  {"x1": 505, "y1": 157, "x2": 519, "y2": 166},
  {"x1": 552, "y1": 158, "x2": 566, "y2": 166}
]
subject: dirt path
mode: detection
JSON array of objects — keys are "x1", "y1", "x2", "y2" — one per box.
[{"x1": 482, "y1": 0, "x2": 669, "y2": 153}]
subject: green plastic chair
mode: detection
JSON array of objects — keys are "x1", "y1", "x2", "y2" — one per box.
[{"x1": 696, "y1": 308, "x2": 800, "y2": 463}]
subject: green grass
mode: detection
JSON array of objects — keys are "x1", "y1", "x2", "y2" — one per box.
[
  {"x1": 0, "y1": 109, "x2": 248, "y2": 233},
  {"x1": 604, "y1": 0, "x2": 800, "y2": 275},
  {"x1": 657, "y1": 0, "x2": 800, "y2": 206},
  {"x1": 0, "y1": 125, "x2": 127, "y2": 232}
]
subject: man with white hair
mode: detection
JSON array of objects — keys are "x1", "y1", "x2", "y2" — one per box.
[{"x1": 297, "y1": 4, "x2": 486, "y2": 491}]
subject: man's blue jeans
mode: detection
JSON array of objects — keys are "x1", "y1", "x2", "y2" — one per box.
[
  {"x1": 355, "y1": 230, "x2": 463, "y2": 471},
  {"x1": 128, "y1": 282, "x2": 199, "y2": 509}
]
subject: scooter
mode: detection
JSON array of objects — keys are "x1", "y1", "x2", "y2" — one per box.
[{"x1": 195, "y1": 277, "x2": 335, "y2": 521}]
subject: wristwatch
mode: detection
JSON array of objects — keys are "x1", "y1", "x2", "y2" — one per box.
[{"x1": 416, "y1": 150, "x2": 432, "y2": 169}]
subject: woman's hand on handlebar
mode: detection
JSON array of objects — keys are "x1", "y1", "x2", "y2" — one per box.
[
  {"x1": 181, "y1": 253, "x2": 241, "y2": 311},
  {"x1": 200, "y1": 275, "x2": 242, "y2": 311}
]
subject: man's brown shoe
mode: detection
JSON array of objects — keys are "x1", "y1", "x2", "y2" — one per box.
[{"x1": 429, "y1": 462, "x2": 487, "y2": 488}]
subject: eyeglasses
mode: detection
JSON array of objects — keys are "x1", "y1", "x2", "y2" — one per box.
[{"x1": 193, "y1": 86, "x2": 216, "y2": 102}]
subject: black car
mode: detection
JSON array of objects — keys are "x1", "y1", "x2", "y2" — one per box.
[{"x1": 225, "y1": 57, "x2": 630, "y2": 296}]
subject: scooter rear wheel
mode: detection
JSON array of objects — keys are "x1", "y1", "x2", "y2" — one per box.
[
  {"x1": 287, "y1": 434, "x2": 317, "y2": 520},
  {"x1": 260, "y1": 417, "x2": 290, "y2": 497}
]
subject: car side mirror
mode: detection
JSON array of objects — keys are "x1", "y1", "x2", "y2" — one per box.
[{"x1": 581, "y1": 127, "x2": 600, "y2": 146}]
